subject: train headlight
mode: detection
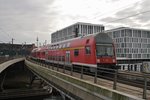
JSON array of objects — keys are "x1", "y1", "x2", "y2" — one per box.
[
  {"x1": 97, "y1": 59, "x2": 100, "y2": 63},
  {"x1": 113, "y1": 59, "x2": 115, "y2": 63}
]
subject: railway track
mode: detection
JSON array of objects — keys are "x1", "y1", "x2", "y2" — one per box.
[
  {"x1": 30, "y1": 59, "x2": 150, "y2": 88},
  {"x1": 117, "y1": 71, "x2": 150, "y2": 89}
]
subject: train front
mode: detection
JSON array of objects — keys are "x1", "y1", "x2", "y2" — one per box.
[{"x1": 94, "y1": 33, "x2": 116, "y2": 69}]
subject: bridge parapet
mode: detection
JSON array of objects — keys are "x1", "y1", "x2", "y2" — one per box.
[
  {"x1": 0, "y1": 57, "x2": 25, "y2": 73},
  {"x1": 25, "y1": 59, "x2": 144, "y2": 100}
]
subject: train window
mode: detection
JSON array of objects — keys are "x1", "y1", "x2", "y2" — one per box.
[
  {"x1": 55, "y1": 46, "x2": 57, "y2": 49},
  {"x1": 85, "y1": 46, "x2": 91, "y2": 54},
  {"x1": 96, "y1": 44, "x2": 113, "y2": 57},
  {"x1": 67, "y1": 43, "x2": 70, "y2": 47},
  {"x1": 59, "y1": 45, "x2": 62, "y2": 48},
  {"x1": 74, "y1": 49, "x2": 79, "y2": 56}
]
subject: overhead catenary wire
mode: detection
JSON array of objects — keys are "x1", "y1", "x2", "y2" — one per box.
[
  {"x1": 96, "y1": 0, "x2": 142, "y2": 19},
  {"x1": 105, "y1": 10, "x2": 150, "y2": 24}
]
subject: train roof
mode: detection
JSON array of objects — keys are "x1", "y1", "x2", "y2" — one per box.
[
  {"x1": 31, "y1": 46, "x2": 48, "y2": 52},
  {"x1": 31, "y1": 48, "x2": 40, "y2": 52},
  {"x1": 45, "y1": 32, "x2": 113, "y2": 50},
  {"x1": 94, "y1": 32, "x2": 113, "y2": 44},
  {"x1": 49, "y1": 32, "x2": 111, "y2": 45}
]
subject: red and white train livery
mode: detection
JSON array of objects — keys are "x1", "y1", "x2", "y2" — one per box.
[{"x1": 31, "y1": 33, "x2": 117, "y2": 70}]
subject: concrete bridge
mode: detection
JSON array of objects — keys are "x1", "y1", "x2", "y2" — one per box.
[
  {"x1": 0, "y1": 58, "x2": 145, "y2": 100},
  {"x1": 0, "y1": 58, "x2": 51, "y2": 99},
  {"x1": 25, "y1": 59, "x2": 144, "y2": 100},
  {"x1": 0, "y1": 58, "x2": 25, "y2": 92}
]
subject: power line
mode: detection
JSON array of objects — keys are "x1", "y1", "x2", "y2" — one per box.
[
  {"x1": 105, "y1": 10, "x2": 150, "y2": 24},
  {"x1": 91, "y1": 0, "x2": 143, "y2": 20}
]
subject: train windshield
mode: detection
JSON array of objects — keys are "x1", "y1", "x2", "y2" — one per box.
[{"x1": 96, "y1": 44, "x2": 114, "y2": 57}]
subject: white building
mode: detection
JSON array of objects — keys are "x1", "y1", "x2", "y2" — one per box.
[
  {"x1": 106, "y1": 27, "x2": 150, "y2": 72},
  {"x1": 107, "y1": 27, "x2": 150, "y2": 59},
  {"x1": 51, "y1": 22, "x2": 104, "y2": 43}
]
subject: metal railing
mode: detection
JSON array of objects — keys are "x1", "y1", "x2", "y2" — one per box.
[{"x1": 27, "y1": 57, "x2": 149, "y2": 99}]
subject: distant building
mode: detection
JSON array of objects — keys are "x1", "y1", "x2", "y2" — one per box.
[
  {"x1": 0, "y1": 43, "x2": 35, "y2": 57},
  {"x1": 51, "y1": 22, "x2": 104, "y2": 43},
  {"x1": 106, "y1": 27, "x2": 150, "y2": 71}
]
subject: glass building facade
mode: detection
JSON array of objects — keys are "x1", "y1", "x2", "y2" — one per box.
[
  {"x1": 51, "y1": 22, "x2": 104, "y2": 43},
  {"x1": 107, "y1": 27, "x2": 150, "y2": 59}
]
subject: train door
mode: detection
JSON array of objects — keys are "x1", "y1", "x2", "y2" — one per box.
[{"x1": 66, "y1": 51, "x2": 70, "y2": 64}]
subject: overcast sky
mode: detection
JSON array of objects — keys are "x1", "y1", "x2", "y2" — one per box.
[{"x1": 0, "y1": 0, "x2": 150, "y2": 45}]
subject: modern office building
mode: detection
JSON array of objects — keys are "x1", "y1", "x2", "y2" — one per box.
[
  {"x1": 107, "y1": 27, "x2": 150, "y2": 59},
  {"x1": 106, "y1": 27, "x2": 150, "y2": 71},
  {"x1": 51, "y1": 22, "x2": 104, "y2": 43}
]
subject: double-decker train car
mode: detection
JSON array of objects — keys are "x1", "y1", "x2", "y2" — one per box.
[
  {"x1": 31, "y1": 33, "x2": 117, "y2": 71},
  {"x1": 31, "y1": 47, "x2": 47, "y2": 60}
]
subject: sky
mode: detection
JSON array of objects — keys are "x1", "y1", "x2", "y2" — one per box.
[{"x1": 0, "y1": 0, "x2": 150, "y2": 45}]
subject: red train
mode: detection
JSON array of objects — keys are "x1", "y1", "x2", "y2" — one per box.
[{"x1": 31, "y1": 33, "x2": 117, "y2": 71}]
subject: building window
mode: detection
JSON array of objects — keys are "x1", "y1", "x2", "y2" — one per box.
[
  {"x1": 85, "y1": 46, "x2": 91, "y2": 54},
  {"x1": 74, "y1": 49, "x2": 79, "y2": 56},
  {"x1": 121, "y1": 30, "x2": 125, "y2": 37},
  {"x1": 126, "y1": 29, "x2": 132, "y2": 37},
  {"x1": 138, "y1": 54, "x2": 141, "y2": 58}
]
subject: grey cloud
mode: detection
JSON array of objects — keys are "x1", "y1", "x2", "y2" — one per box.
[
  {"x1": 140, "y1": 0, "x2": 150, "y2": 10},
  {"x1": 100, "y1": 2, "x2": 140, "y2": 23},
  {"x1": 115, "y1": 0, "x2": 150, "y2": 23},
  {"x1": 115, "y1": 8, "x2": 138, "y2": 18},
  {"x1": 108, "y1": 0, "x2": 120, "y2": 2},
  {"x1": 135, "y1": 13, "x2": 150, "y2": 23},
  {"x1": 134, "y1": 0, "x2": 150, "y2": 23},
  {"x1": 145, "y1": 23, "x2": 150, "y2": 26},
  {"x1": 0, "y1": 0, "x2": 56, "y2": 44},
  {"x1": 100, "y1": 0, "x2": 150, "y2": 30},
  {"x1": 100, "y1": 17, "x2": 118, "y2": 23}
]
